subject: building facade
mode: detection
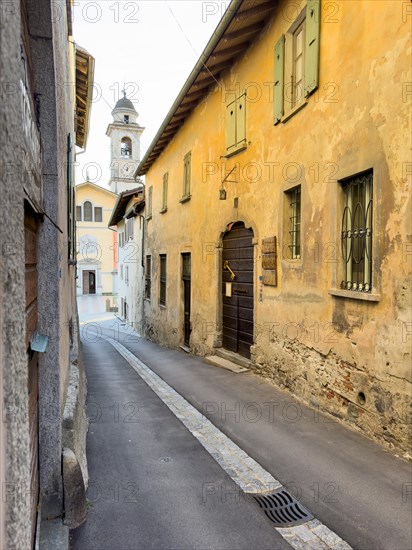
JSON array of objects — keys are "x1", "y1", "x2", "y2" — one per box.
[
  {"x1": 0, "y1": 0, "x2": 93, "y2": 546},
  {"x1": 108, "y1": 189, "x2": 145, "y2": 330},
  {"x1": 75, "y1": 181, "x2": 118, "y2": 299},
  {"x1": 137, "y1": 0, "x2": 411, "y2": 456}
]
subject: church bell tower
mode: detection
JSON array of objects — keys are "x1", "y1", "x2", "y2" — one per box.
[{"x1": 106, "y1": 91, "x2": 144, "y2": 194}]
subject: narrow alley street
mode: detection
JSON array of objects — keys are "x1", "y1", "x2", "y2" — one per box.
[{"x1": 71, "y1": 298, "x2": 412, "y2": 550}]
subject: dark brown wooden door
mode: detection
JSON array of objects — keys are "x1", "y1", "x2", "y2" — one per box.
[
  {"x1": 82, "y1": 270, "x2": 96, "y2": 294},
  {"x1": 89, "y1": 271, "x2": 96, "y2": 294},
  {"x1": 222, "y1": 222, "x2": 254, "y2": 358},
  {"x1": 25, "y1": 204, "x2": 39, "y2": 547},
  {"x1": 182, "y1": 254, "x2": 191, "y2": 346}
]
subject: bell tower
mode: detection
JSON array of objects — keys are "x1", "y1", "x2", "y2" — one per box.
[{"x1": 106, "y1": 90, "x2": 144, "y2": 194}]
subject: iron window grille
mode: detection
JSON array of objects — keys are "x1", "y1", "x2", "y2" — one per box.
[
  {"x1": 341, "y1": 171, "x2": 373, "y2": 292},
  {"x1": 288, "y1": 186, "x2": 301, "y2": 259},
  {"x1": 145, "y1": 255, "x2": 151, "y2": 300},
  {"x1": 159, "y1": 254, "x2": 167, "y2": 306}
]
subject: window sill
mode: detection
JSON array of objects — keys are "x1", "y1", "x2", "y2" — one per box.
[
  {"x1": 180, "y1": 195, "x2": 191, "y2": 204},
  {"x1": 328, "y1": 289, "x2": 381, "y2": 302},
  {"x1": 159, "y1": 207, "x2": 167, "y2": 214},
  {"x1": 280, "y1": 100, "x2": 308, "y2": 124},
  {"x1": 159, "y1": 303, "x2": 166, "y2": 309},
  {"x1": 146, "y1": 214, "x2": 152, "y2": 221},
  {"x1": 223, "y1": 143, "x2": 247, "y2": 159}
]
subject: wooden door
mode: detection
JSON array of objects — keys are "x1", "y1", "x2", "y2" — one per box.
[
  {"x1": 88, "y1": 271, "x2": 96, "y2": 294},
  {"x1": 182, "y1": 254, "x2": 191, "y2": 346},
  {"x1": 82, "y1": 270, "x2": 96, "y2": 295},
  {"x1": 25, "y1": 204, "x2": 39, "y2": 547},
  {"x1": 222, "y1": 222, "x2": 254, "y2": 358}
]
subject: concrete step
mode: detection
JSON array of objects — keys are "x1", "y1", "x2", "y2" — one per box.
[
  {"x1": 204, "y1": 355, "x2": 249, "y2": 374},
  {"x1": 215, "y1": 348, "x2": 251, "y2": 369}
]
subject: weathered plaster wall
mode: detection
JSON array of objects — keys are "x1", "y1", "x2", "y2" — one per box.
[
  {"x1": 117, "y1": 197, "x2": 145, "y2": 331},
  {"x1": 144, "y1": 0, "x2": 411, "y2": 455},
  {"x1": 0, "y1": 3, "x2": 32, "y2": 546}
]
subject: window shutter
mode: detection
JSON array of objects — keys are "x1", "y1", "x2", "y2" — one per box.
[
  {"x1": 183, "y1": 152, "x2": 191, "y2": 196},
  {"x1": 304, "y1": 0, "x2": 320, "y2": 96},
  {"x1": 274, "y1": 35, "x2": 285, "y2": 124},
  {"x1": 226, "y1": 98, "x2": 237, "y2": 152},
  {"x1": 236, "y1": 94, "x2": 246, "y2": 147},
  {"x1": 163, "y1": 172, "x2": 168, "y2": 208}
]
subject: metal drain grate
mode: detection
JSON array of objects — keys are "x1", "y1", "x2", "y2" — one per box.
[{"x1": 251, "y1": 488, "x2": 313, "y2": 527}]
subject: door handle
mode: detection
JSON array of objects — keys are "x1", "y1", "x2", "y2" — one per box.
[{"x1": 223, "y1": 260, "x2": 236, "y2": 280}]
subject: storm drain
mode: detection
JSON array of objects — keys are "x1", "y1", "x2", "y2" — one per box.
[{"x1": 251, "y1": 488, "x2": 313, "y2": 527}]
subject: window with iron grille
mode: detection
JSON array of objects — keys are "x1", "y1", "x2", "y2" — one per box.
[
  {"x1": 159, "y1": 254, "x2": 166, "y2": 306},
  {"x1": 340, "y1": 171, "x2": 373, "y2": 292},
  {"x1": 145, "y1": 255, "x2": 151, "y2": 300},
  {"x1": 285, "y1": 186, "x2": 301, "y2": 259}
]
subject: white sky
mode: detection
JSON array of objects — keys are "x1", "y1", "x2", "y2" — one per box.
[{"x1": 73, "y1": 0, "x2": 229, "y2": 187}]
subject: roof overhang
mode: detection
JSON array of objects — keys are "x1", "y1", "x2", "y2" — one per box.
[
  {"x1": 137, "y1": 0, "x2": 277, "y2": 176},
  {"x1": 75, "y1": 45, "x2": 95, "y2": 149},
  {"x1": 108, "y1": 188, "x2": 144, "y2": 227}
]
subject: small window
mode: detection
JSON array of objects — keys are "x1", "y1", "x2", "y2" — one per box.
[
  {"x1": 94, "y1": 207, "x2": 102, "y2": 222},
  {"x1": 121, "y1": 137, "x2": 132, "y2": 158},
  {"x1": 285, "y1": 186, "x2": 301, "y2": 259},
  {"x1": 120, "y1": 265, "x2": 123, "y2": 280},
  {"x1": 83, "y1": 201, "x2": 92, "y2": 222},
  {"x1": 127, "y1": 217, "x2": 134, "y2": 240},
  {"x1": 147, "y1": 186, "x2": 153, "y2": 218},
  {"x1": 124, "y1": 115, "x2": 129, "y2": 124},
  {"x1": 159, "y1": 254, "x2": 166, "y2": 306},
  {"x1": 125, "y1": 266, "x2": 129, "y2": 286},
  {"x1": 76, "y1": 206, "x2": 82, "y2": 221},
  {"x1": 340, "y1": 171, "x2": 373, "y2": 292},
  {"x1": 183, "y1": 152, "x2": 191, "y2": 199},
  {"x1": 145, "y1": 255, "x2": 151, "y2": 300},
  {"x1": 161, "y1": 172, "x2": 168, "y2": 212},
  {"x1": 274, "y1": 0, "x2": 320, "y2": 124}
]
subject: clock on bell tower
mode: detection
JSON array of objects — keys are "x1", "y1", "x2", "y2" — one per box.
[{"x1": 106, "y1": 90, "x2": 145, "y2": 194}]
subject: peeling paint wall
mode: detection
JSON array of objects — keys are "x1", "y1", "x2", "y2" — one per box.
[{"x1": 143, "y1": 0, "x2": 411, "y2": 456}]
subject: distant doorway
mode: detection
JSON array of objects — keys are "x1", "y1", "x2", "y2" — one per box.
[
  {"x1": 182, "y1": 253, "x2": 191, "y2": 347},
  {"x1": 82, "y1": 270, "x2": 96, "y2": 295},
  {"x1": 222, "y1": 222, "x2": 254, "y2": 358}
]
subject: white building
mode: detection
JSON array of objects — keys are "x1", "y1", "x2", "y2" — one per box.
[{"x1": 108, "y1": 189, "x2": 145, "y2": 330}]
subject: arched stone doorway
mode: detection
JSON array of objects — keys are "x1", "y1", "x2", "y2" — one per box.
[{"x1": 221, "y1": 222, "x2": 254, "y2": 358}]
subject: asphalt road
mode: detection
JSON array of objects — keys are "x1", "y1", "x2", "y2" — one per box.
[
  {"x1": 70, "y1": 336, "x2": 291, "y2": 550},
  {"x1": 76, "y1": 318, "x2": 412, "y2": 550}
]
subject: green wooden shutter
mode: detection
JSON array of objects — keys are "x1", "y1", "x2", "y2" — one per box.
[
  {"x1": 236, "y1": 94, "x2": 246, "y2": 147},
  {"x1": 163, "y1": 172, "x2": 168, "y2": 209},
  {"x1": 183, "y1": 152, "x2": 191, "y2": 197},
  {"x1": 304, "y1": 0, "x2": 320, "y2": 96},
  {"x1": 274, "y1": 35, "x2": 285, "y2": 124},
  {"x1": 226, "y1": 99, "x2": 237, "y2": 152}
]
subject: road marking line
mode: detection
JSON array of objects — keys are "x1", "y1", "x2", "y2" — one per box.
[{"x1": 99, "y1": 334, "x2": 352, "y2": 550}]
